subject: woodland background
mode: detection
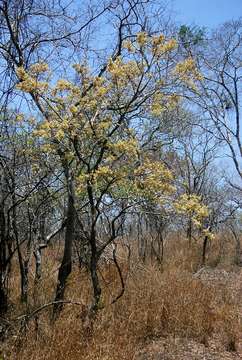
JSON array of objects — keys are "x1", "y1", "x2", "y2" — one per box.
[{"x1": 0, "y1": 0, "x2": 241, "y2": 359}]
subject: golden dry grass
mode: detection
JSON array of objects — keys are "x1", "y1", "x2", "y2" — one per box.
[{"x1": 1, "y1": 234, "x2": 242, "y2": 359}]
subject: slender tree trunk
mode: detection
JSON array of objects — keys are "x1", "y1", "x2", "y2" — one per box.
[
  {"x1": 34, "y1": 248, "x2": 42, "y2": 283},
  {"x1": 87, "y1": 180, "x2": 102, "y2": 314},
  {"x1": 231, "y1": 227, "x2": 242, "y2": 266},
  {"x1": 202, "y1": 225, "x2": 213, "y2": 266},
  {"x1": 0, "y1": 170, "x2": 9, "y2": 314},
  {"x1": 90, "y1": 253, "x2": 101, "y2": 313},
  {"x1": 202, "y1": 235, "x2": 208, "y2": 266},
  {"x1": 53, "y1": 170, "x2": 75, "y2": 318},
  {"x1": 18, "y1": 237, "x2": 31, "y2": 304},
  {"x1": 33, "y1": 243, "x2": 47, "y2": 335},
  {"x1": 159, "y1": 232, "x2": 164, "y2": 263},
  {"x1": 0, "y1": 204, "x2": 8, "y2": 314},
  {"x1": 11, "y1": 185, "x2": 30, "y2": 304},
  {"x1": 21, "y1": 260, "x2": 29, "y2": 303},
  {"x1": 187, "y1": 217, "x2": 192, "y2": 247}
]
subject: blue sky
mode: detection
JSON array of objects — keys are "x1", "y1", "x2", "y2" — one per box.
[{"x1": 171, "y1": 0, "x2": 242, "y2": 28}]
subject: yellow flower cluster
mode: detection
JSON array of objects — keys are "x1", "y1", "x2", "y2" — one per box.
[
  {"x1": 72, "y1": 63, "x2": 89, "y2": 75},
  {"x1": 123, "y1": 31, "x2": 177, "y2": 59},
  {"x1": 16, "y1": 66, "x2": 28, "y2": 80},
  {"x1": 175, "y1": 58, "x2": 196, "y2": 74},
  {"x1": 151, "y1": 92, "x2": 165, "y2": 116},
  {"x1": 152, "y1": 38, "x2": 177, "y2": 56},
  {"x1": 123, "y1": 32, "x2": 177, "y2": 60},
  {"x1": 135, "y1": 159, "x2": 175, "y2": 198},
  {"x1": 151, "y1": 93, "x2": 180, "y2": 116},
  {"x1": 69, "y1": 105, "x2": 78, "y2": 114},
  {"x1": 152, "y1": 34, "x2": 165, "y2": 46},
  {"x1": 16, "y1": 66, "x2": 48, "y2": 93},
  {"x1": 202, "y1": 228, "x2": 215, "y2": 240},
  {"x1": 97, "y1": 117, "x2": 112, "y2": 132},
  {"x1": 123, "y1": 40, "x2": 135, "y2": 52},
  {"x1": 175, "y1": 193, "x2": 209, "y2": 228},
  {"x1": 29, "y1": 62, "x2": 49, "y2": 75},
  {"x1": 93, "y1": 165, "x2": 113, "y2": 179},
  {"x1": 107, "y1": 57, "x2": 141, "y2": 84},
  {"x1": 166, "y1": 94, "x2": 180, "y2": 110},
  {"x1": 54, "y1": 79, "x2": 73, "y2": 92},
  {"x1": 108, "y1": 138, "x2": 138, "y2": 157},
  {"x1": 76, "y1": 173, "x2": 89, "y2": 194},
  {"x1": 33, "y1": 117, "x2": 71, "y2": 143},
  {"x1": 136, "y1": 32, "x2": 148, "y2": 46},
  {"x1": 15, "y1": 114, "x2": 24, "y2": 123},
  {"x1": 33, "y1": 121, "x2": 51, "y2": 139},
  {"x1": 174, "y1": 57, "x2": 203, "y2": 82}
]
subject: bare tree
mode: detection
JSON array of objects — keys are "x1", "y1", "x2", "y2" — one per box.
[{"x1": 185, "y1": 20, "x2": 242, "y2": 185}]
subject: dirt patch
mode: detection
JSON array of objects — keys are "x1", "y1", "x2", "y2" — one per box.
[{"x1": 134, "y1": 337, "x2": 241, "y2": 360}]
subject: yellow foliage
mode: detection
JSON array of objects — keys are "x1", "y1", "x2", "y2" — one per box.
[
  {"x1": 54, "y1": 79, "x2": 73, "y2": 92},
  {"x1": 16, "y1": 64, "x2": 49, "y2": 93},
  {"x1": 136, "y1": 31, "x2": 148, "y2": 46},
  {"x1": 175, "y1": 193, "x2": 209, "y2": 229},
  {"x1": 134, "y1": 159, "x2": 175, "y2": 200},
  {"x1": 15, "y1": 114, "x2": 24, "y2": 123},
  {"x1": 14, "y1": 31, "x2": 206, "y2": 212},
  {"x1": 16, "y1": 66, "x2": 28, "y2": 81},
  {"x1": 174, "y1": 57, "x2": 203, "y2": 84},
  {"x1": 152, "y1": 34, "x2": 165, "y2": 46},
  {"x1": 123, "y1": 40, "x2": 135, "y2": 52},
  {"x1": 153, "y1": 38, "x2": 177, "y2": 56},
  {"x1": 108, "y1": 138, "x2": 139, "y2": 157},
  {"x1": 29, "y1": 62, "x2": 49, "y2": 75}
]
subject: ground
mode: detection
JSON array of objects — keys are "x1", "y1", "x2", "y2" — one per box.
[{"x1": 135, "y1": 267, "x2": 242, "y2": 360}]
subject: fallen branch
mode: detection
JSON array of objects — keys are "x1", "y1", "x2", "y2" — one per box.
[{"x1": 16, "y1": 300, "x2": 84, "y2": 323}]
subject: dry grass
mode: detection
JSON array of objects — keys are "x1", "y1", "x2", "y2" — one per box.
[{"x1": 1, "y1": 234, "x2": 241, "y2": 359}]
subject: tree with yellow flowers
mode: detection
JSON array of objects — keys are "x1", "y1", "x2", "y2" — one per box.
[{"x1": 13, "y1": 29, "x2": 209, "y2": 313}]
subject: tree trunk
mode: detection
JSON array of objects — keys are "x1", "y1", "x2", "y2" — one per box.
[
  {"x1": 202, "y1": 235, "x2": 208, "y2": 265},
  {"x1": 53, "y1": 172, "x2": 75, "y2": 318},
  {"x1": 21, "y1": 260, "x2": 29, "y2": 303},
  {"x1": 90, "y1": 253, "x2": 101, "y2": 313},
  {"x1": 187, "y1": 217, "x2": 192, "y2": 247},
  {"x1": 231, "y1": 227, "x2": 242, "y2": 266},
  {"x1": 0, "y1": 204, "x2": 8, "y2": 314}
]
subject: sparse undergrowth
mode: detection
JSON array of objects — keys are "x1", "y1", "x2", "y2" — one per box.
[{"x1": 1, "y1": 236, "x2": 241, "y2": 360}]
